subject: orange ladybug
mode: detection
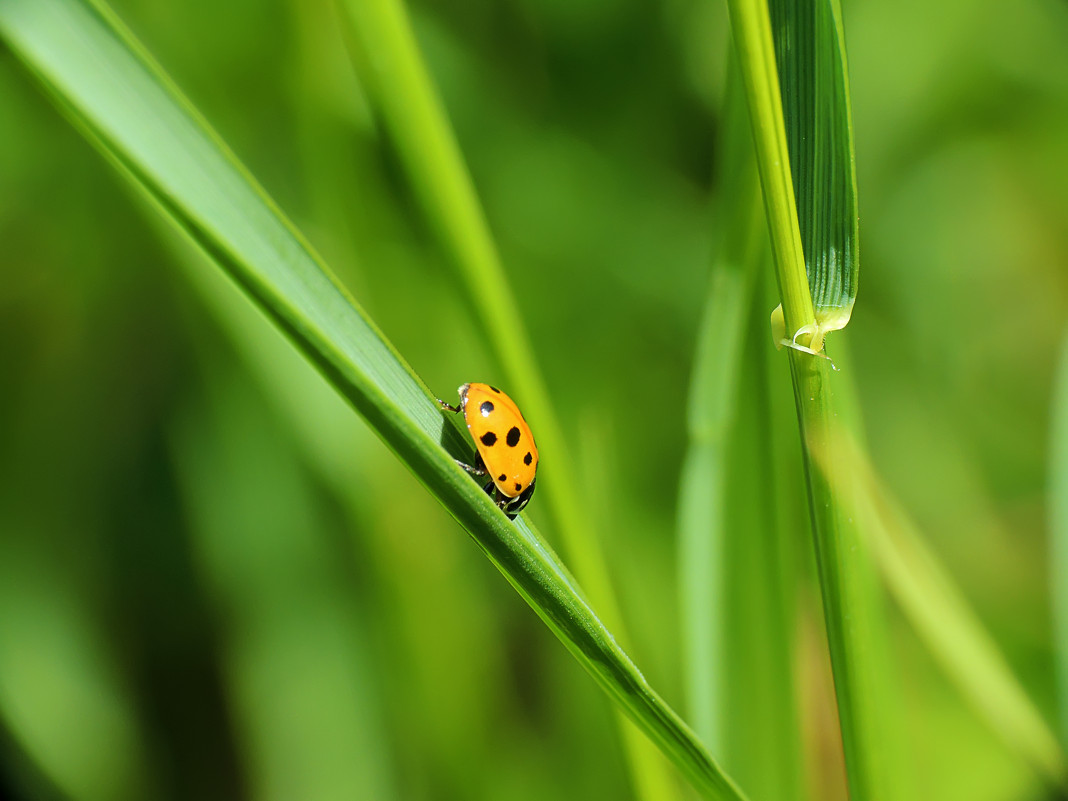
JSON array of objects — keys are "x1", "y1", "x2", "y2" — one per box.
[{"x1": 439, "y1": 383, "x2": 538, "y2": 519}]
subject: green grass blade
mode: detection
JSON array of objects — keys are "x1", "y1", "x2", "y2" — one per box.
[
  {"x1": 769, "y1": 0, "x2": 857, "y2": 337},
  {"x1": 722, "y1": 320, "x2": 804, "y2": 801},
  {"x1": 0, "y1": 1, "x2": 746, "y2": 796},
  {"x1": 724, "y1": 0, "x2": 815, "y2": 346},
  {"x1": 788, "y1": 353, "x2": 897, "y2": 800},
  {"x1": 696, "y1": 265, "x2": 805, "y2": 801},
  {"x1": 1051, "y1": 329, "x2": 1068, "y2": 752},
  {"x1": 736, "y1": 274, "x2": 807, "y2": 801},
  {"x1": 817, "y1": 429, "x2": 1067, "y2": 787},
  {"x1": 334, "y1": 1, "x2": 678, "y2": 795},
  {"x1": 679, "y1": 50, "x2": 804, "y2": 799},
  {"x1": 677, "y1": 58, "x2": 763, "y2": 753},
  {"x1": 725, "y1": 1, "x2": 897, "y2": 796}
]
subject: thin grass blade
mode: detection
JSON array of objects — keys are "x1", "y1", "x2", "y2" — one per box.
[
  {"x1": 768, "y1": 0, "x2": 858, "y2": 342},
  {"x1": 788, "y1": 352, "x2": 898, "y2": 800},
  {"x1": 333, "y1": 1, "x2": 679, "y2": 795},
  {"x1": 718, "y1": 289, "x2": 805, "y2": 801},
  {"x1": 1050, "y1": 329, "x2": 1068, "y2": 752},
  {"x1": 677, "y1": 57, "x2": 763, "y2": 752},
  {"x1": 723, "y1": 0, "x2": 814, "y2": 346},
  {"x1": 724, "y1": 0, "x2": 899, "y2": 797}
]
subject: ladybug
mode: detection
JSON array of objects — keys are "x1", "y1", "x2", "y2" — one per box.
[{"x1": 439, "y1": 383, "x2": 539, "y2": 519}]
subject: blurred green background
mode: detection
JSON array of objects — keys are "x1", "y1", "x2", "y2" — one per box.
[{"x1": 2, "y1": 0, "x2": 1067, "y2": 799}]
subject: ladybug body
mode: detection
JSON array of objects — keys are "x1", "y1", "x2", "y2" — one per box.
[{"x1": 439, "y1": 383, "x2": 538, "y2": 519}]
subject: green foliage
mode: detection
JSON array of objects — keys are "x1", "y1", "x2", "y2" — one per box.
[{"x1": 1, "y1": 0, "x2": 1067, "y2": 798}]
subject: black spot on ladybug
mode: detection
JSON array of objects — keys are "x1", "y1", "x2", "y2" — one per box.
[
  {"x1": 480, "y1": 432, "x2": 497, "y2": 446},
  {"x1": 506, "y1": 426, "x2": 521, "y2": 447},
  {"x1": 498, "y1": 473, "x2": 507, "y2": 482},
  {"x1": 480, "y1": 401, "x2": 494, "y2": 416},
  {"x1": 523, "y1": 452, "x2": 533, "y2": 465},
  {"x1": 514, "y1": 482, "x2": 523, "y2": 492},
  {"x1": 489, "y1": 386, "x2": 501, "y2": 393}
]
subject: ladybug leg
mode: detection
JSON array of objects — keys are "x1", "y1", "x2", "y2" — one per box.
[
  {"x1": 477, "y1": 480, "x2": 502, "y2": 506},
  {"x1": 455, "y1": 451, "x2": 487, "y2": 478},
  {"x1": 438, "y1": 395, "x2": 478, "y2": 471},
  {"x1": 481, "y1": 480, "x2": 515, "y2": 516},
  {"x1": 480, "y1": 480, "x2": 524, "y2": 521},
  {"x1": 491, "y1": 485, "x2": 513, "y2": 514},
  {"x1": 503, "y1": 477, "x2": 536, "y2": 520}
]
